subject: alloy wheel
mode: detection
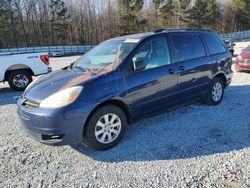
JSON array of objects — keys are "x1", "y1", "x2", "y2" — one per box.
[
  {"x1": 212, "y1": 82, "x2": 223, "y2": 102},
  {"x1": 94, "y1": 113, "x2": 122, "y2": 144},
  {"x1": 13, "y1": 74, "x2": 29, "y2": 88}
]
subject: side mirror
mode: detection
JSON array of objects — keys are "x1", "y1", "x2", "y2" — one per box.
[{"x1": 133, "y1": 57, "x2": 147, "y2": 72}]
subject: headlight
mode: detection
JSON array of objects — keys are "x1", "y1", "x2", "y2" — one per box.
[{"x1": 40, "y1": 86, "x2": 83, "y2": 108}]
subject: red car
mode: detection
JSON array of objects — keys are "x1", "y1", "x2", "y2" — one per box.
[
  {"x1": 241, "y1": 45, "x2": 250, "y2": 53},
  {"x1": 236, "y1": 47, "x2": 250, "y2": 72}
]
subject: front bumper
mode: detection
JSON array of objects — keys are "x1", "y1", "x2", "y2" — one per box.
[
  {"x1": 17, "y1": 97, "x2": 94, "y2": 146},
  {"x1": 236, "y1": 63, "x2": 250, "y2": 71}
]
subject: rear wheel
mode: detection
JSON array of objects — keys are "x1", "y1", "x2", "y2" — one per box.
[
  {"x1": 204, "y1": 78, "x2": 224, "y2": 105},
  {"x1": 8, "y1": 70, "x2": 32, "y2": 91},
  {"x1": 83, "y1": 105, "x2": 127, "y2": 150}
]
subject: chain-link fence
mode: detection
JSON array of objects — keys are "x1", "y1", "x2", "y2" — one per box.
[
  {"x1": 221, "y1": 30, "x2": 250, "y2": 41},
  {"x1": 0, "y1": 45, "x2": 94, "y2": 57},
  {"x1": 1, "y1": 31, "x2": 250, "y2": 56}
]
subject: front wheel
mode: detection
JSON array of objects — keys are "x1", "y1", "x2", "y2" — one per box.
[
  {"x1": 83, "y1": 105, "x2": 127, "y2": 150},
  {"x1": 204, "y1": 78, "x2": 224, "y2": 105},
  {"x1": 8, "y1": 70, "x2": 33, "y2": 91},
  {"x1": 235, "y1": 66, "x2": 242, "y2": 73}
]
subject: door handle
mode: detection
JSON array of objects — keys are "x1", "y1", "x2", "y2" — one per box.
[
  {"x1": 168, "y1": 68, "x2": 175, "y2": 74},
  {"x1": 179, "y1": 65, "x2": 185, "y2": 71}
]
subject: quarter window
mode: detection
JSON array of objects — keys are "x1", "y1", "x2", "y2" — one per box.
[
  {"x1": 172, "y1": 34, "x2": 206, "y2": 62},
  {"x1": 133, "y1": 37, "x2": 171, "y2": 71},
  {"x1": 202, "y1": 33, "x2": 226, "y2": 55}
]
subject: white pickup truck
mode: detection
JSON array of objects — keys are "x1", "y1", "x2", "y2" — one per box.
[{"x1": 0, "y1": 52, "x2": 52, "y2": 91}]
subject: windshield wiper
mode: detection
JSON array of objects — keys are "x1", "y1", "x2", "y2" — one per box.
[
  {"x1": 72, "y1": 65, "x2": 97, "y2": 74},
  {"x1": 73, "y1": 65, "x2": 86, "y2": 71},
  {"x1": 69, "y1": 62, "x2": 74, "y2": 68}
]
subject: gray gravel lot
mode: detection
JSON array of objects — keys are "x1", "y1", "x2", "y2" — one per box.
[{"x1": 0, "y1": 56, "x2": 250, "y2": 188}]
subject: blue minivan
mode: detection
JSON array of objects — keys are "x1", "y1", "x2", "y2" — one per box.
[{"x1": 17, "y1": 28, "x2": 233, "y2": 150}]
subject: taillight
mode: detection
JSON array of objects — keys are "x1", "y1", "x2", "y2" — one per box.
[{"x1": 40, "y1": 55, "x2": 49, "y2": 65}]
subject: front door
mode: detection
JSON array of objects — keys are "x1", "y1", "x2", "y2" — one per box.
[{"x1": 124, "y1": 36, "x2": 178, "y2": 118}]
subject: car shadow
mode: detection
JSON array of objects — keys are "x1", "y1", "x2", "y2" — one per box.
[
  {"x1": 71, "y1": 85, "x2": 250, "y2": 162},
  {"x1": 0, "y1": 87, "x2": 22, "y2": 105}
]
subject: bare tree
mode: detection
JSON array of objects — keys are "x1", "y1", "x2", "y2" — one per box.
[{"x1": 0, "y1": 0, "x2": 249, "y2": 48}]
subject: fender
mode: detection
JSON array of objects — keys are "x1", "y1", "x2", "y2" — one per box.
[
  {"x1": 212, "y1": 71, "x2": 227, "y2": 87},
  {"x1": 2, "y1": 64, "x2": 33, "y2": 81}
]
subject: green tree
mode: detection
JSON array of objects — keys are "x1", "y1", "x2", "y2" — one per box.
[
  {"x1": 152, "y1": 0, "x2": 161, "y2": 27},
  {"x1": 231, "y1": 0, "x2": 250, "y2": 30},
  {"x1": 119, "y1": 0, "x2": 145, "y2": 33},
  {"x1": 244, "y1": 0, "x2": 250, "y2": 28},
  {"x1": 185, "y1": 0, "x2": 220, "y2": 28},
  {"x1": 0, "y1": 0, "x2": 21, "y2": 48},
  {"x1": 152, "y1": 0, "x2": 175, "y2": 27},
  {"x1": 204, "y1": 0, "x2": 220, "y2": 28},
  {"x1": 185, "y1": 0, "x2": 207, "y2": 27},
  {"x1": 160, "y1": 0, "x2": 175, "y2": 26},
  {"x1": 179, "y1": 0, "x2": 192, "y2": 23},
  {"x1": 49, "y1": 0, "x2": 69, "y2": 45}
]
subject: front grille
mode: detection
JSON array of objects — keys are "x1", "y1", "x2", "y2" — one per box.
[
  {"x1": 245, "y1": 60, "x2": 250, "y2": 64},
  {"x1": 22, "y1": 99, "x2": 40, "y2": 108}
]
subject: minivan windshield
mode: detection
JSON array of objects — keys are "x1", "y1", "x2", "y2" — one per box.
[{"x1": 73, "y1": 39, "x2": 137, "y2": 73}]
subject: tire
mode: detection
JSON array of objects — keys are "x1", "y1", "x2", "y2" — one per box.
[
  {"x1": 235, "y1": 67, "x2": 242, "y2": 73},
  {"x1": 204, "y1": 78, "x2": 224, "y2": 105},
  {"x1": 83, "y1": 105, "x2": 127, "y2": 150},
  {"x1": 8, "y1": 70, "x2": 32, "y2": 91}
]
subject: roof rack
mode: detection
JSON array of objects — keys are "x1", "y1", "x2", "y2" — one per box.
[
  {"x1": 119, "y1": 33, "x2": 136, "y2": 37},
  {"x1": 154, "y1": 28, "x2": 167, "y2": 33},
  {"x1": 153, "y1": 28, "x2": 213, "y2": 33}
]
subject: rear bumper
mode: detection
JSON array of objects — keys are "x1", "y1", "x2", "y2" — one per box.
[
  {"x1": 34, "y1": 67, "x2": 52, "y2": 76},
  {"x1": 17, "y1": 97, "x2": 94, "y2": 146}
]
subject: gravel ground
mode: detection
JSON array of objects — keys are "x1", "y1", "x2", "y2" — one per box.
[{"x1": 0, "y1": 56, "x2": 250, "y2": 188}]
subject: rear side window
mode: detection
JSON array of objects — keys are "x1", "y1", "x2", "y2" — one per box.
[
  {"x1": 171, "y1": 34, "x2": 206, "y2": 62},
  {"x1": 202, "y1": 33, "x2": 226, "y2": 55}
]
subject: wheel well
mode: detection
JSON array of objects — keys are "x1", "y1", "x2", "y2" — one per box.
[
  {"x1": 4, "y1": 65, "x2": 34, "y2": 81},
  {"x1": 83, "y1": 99, "x2": 132, "y2": 133},
  {"x1": 215, "y1": 73, "x2": 227, "y2": 88}
]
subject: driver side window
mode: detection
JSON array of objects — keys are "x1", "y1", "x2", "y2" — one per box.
[{"x1": 133, "y1": 37, "x2": 171, "y2": 71}]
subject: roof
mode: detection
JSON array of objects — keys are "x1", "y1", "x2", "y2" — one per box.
[
  {"x1": 109, "y1": 28, "x2": 214, "y2": 42},
  {"x1": 153, "y1": 28, "x2": 213, "y2": 33}
]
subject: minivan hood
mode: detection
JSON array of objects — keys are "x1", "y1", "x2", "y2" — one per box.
[{"x1": 24, "y1": 67, "x2": 99, "y2": 102}]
